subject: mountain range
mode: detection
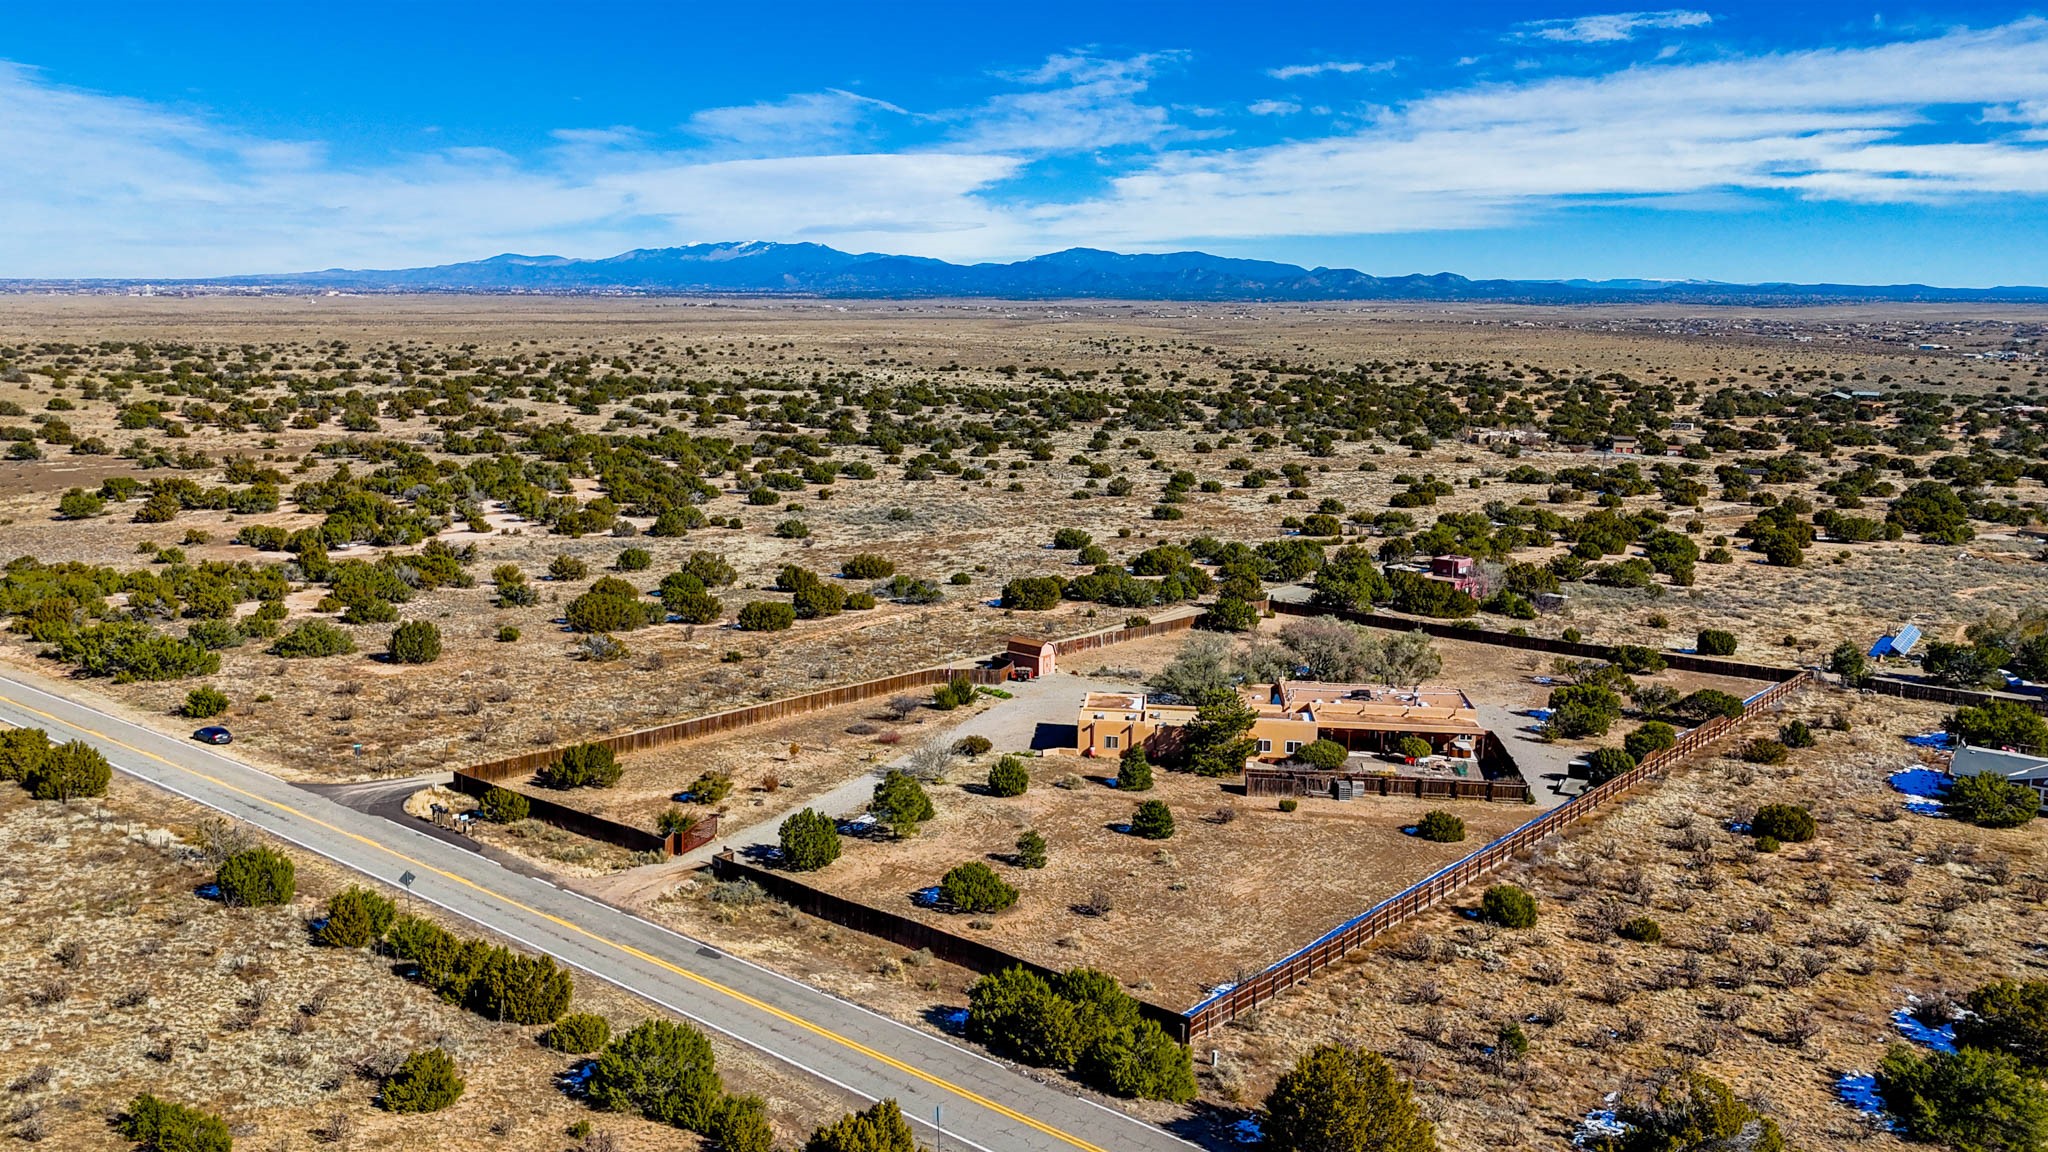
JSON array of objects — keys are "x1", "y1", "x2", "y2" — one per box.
[{"x1": 15, "y1": 242, "x2": 2048, "y2": 304}]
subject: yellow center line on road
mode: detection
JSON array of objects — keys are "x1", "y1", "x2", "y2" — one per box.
[{"x1": 0, "y1": 690, "x2": 1111, "y2": 1152}]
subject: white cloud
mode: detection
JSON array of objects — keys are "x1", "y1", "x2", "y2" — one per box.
[
  {"x1": 1247, "y1": 100, "x2": 1301, "y2": 116},
  {"x1": 1267, "y1": 60, "x2": 1395, "y2": 80},
  {"x1": 1519, "y1": 9, "x2": 1713, "y2": 44},
  {"x1": 1031, "y1": 19, "x2": 2048, "y2": 245},
  {"x1": 954, "y1": 52, "x2": 1177, "y2": 153},
  {"x1": 3, "y1": 24, "x2": 2048, "y2": 274},
  {"x1": 684, "y1": 90, "x2": 911, "y2": 155}
]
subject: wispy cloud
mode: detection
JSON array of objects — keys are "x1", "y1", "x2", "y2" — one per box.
[
  {"x1": 4, "y1": 22, "x2": 2048, "y2": 275},
  {"x1": 685, "y1": 89, "x2": 912, "y2": 155},
  {"x1": 1267, "y1": 60, "x2": 1395, "y2": 80},
  {"x1": 1518, "y1": 9, "x2": 1713, "y2": 44},
  {"x1": 956, "y1": 52, "x2": 1178, "y2": 153}
]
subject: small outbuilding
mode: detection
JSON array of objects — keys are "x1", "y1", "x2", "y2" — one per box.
[{"x1": 1006, "y1": 636, "x2": 1057, "y2": 679}]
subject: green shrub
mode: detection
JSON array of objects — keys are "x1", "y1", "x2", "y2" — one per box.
[
  {"x1": 1750, "y1": 803, "x2": 1816, "y2": 842},
  {"x1": 1695, "y1": 628, "x2": 1738, "y2": 656},
  {"x1": 1666, "y1": 688, "x2": 1745, "y2": 724},
  {"x1": 1279, "y1": 798, "x2": 1299, "y2": 812},
  {"x1": 1739, "y1": 737, "x2": 1789, "y2": 765},
  {"x1": 708, "y1": 1093, "x2": 776, "y2": 1152},
  {"x1": 1414, "y1": 810, "x2": 1465, "y2": 843},
  {"x1": 26, "y1": 739, "x2": 111, "y2": 801},
  {"x1": 964, "y1": 967, "x2": 1192, "y2": 1100},
  {"x1": 217, "y1": 845, "x2": 295, "y2": 907},
  {"x1": 588, "y1": 1018, "x2": 724, "y2": 1130},
  {"x1": 804, "y1": 1099, "x2": 921, "y2": 1152},
  {"x1": 542, "y1": 1012, "x2": 613, "y2": 1054},
  {"x1": 1000, "y1": 576, "x2": 1064, "y2": 611},
  {"x1": 987, "y1": 755, "x2": 1030, "y2": 797},
  {"x1": 1480, "y1": 883, "x2": 1537, "y2": 928},
  {"x1": 1052, "y1": 528, "x2": 1093, "y2": 550},
  {"x1": 1756, "y1": 835, "x2": 1781, "y2": 853},
  {"x1": 1258, "y1": 1045, "x2": 1435, "y2": 1152},
  {"x1": 685, "y1": 771, "x2": 733, "y2": 805},
  {"x1": 779, "y1": 808, "x2": 841, "y2": 872},
  {"x1": 1617, "y1": 916, "x2": 1662, "y2": 944},
  {"x1": 614, "y1": 547, "x2": 652, "y2": 572},
  {"x1": 841, "y1": 553, "x2": 896, "y2": 580},
  {"x1": 736, "y1": 600, "x2": 797, "y2": 632},
  {"x1": 1395, "y1": 736, "x2": 1433, "y2": 761},
  {"x1": 548, "y1": 555, "x2": 588, "y2": 581},
  {"x1": 56, "y1": 621, "x2": 221, "y2": 681},
  {"x1": 181, "y1": 686, "x2": 231, "y2": 719},
  {"x1": 1944, "y1": 772, "x2": 2042, "y2": 829},
  {"x1": 1947, "y1": 700, "x2": 2048, "y2": 751},
  {"x1": 538, "y1": 742, "x2": 620, "y2": 790},
  {"x1": 270, "y1": 619, "x2": 355, "y2": 658},
  {"x1": 657, "y1": 807, "x2": 701, "y2": 837},
  {"x1": 1583, "y1": 747, "x2": 1636, "y2": 785},
  {"x1": 116, "y1": 1094, "x2": 232, "y2": 1152},
  {"x1": 315, "y1": 885, "x2": 396, "y2": 948},
  {"x1": 1015, "y1": 830, "x2": 1048, "y2": 870},
  {"x1": 1296, "y1": 738, "x2": 1349, "y2": 771},
  {"x1": 1610, "y1": 1071, "x2": 1787, "y2": 1152},
  {"x1": 1958, "y1": 979, "x2": 2048, "y2": 1072},
  {"x1": 872, "y1": 770, "x2": 936, "y2": 837},
  {"x1": 380, "y1": 1048, "x2": 465, "y2": 1113},
  {"x1": 386, "y1": 619, "x2": 442, "y2": 664},
  {"x1": 941, "y1": 861, "x2": 1018, "y2": 913},
  {"x1": 479, "y1": 786, "x2": 529, "y2": 824},
  {"x1": 1623, "y1": 721, "x2": 1677, "y2": 761},
  {"x1": 954, "y1": 734, "x2": 994, "y2": 756},
  {"x1": 931, "y1": 673, "x2": 977, "y2": 711},
  {"x1": 565, "y1": 589, "x2": 656, "y2": 633},
  {"x1": 0, "y1": 727, "x2": 50, "y2": 783},
  {"x1": 1116, "y1": 744, "x2": 1153, "y2": 791},
  {"x1": 496, "y1": 625, "x2": 521, "y2": 642},
  {"x1": 1779, "y1": 719, "x2": 1816, "y2": 749},
  {"x1": 1130, "y1": 799, "x2": 1175, "y2": 840},
  {"x1": 1877, "y1": 1044, "x2": 2048, "y2": 1152}
]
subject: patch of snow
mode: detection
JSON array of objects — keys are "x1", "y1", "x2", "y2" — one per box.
[
  {"x1": 1889, "y1": 767, "x2": 1950, "y2": 798},
  {"x1": 557, "y1": 1060, "x2": 595, "y2": 1095},
  {"x1": 942, "y1": 1008, "x2": 969, "y2": 1028},
  {"x1": 912, "y1": 886, "x2": 942, "y2": 908},
  {"x1": 1836, "y1": 1073, "x2": 1896, "y2": 1129},
  {"x1": 1893, "y1": 1004, "x2": 1959, "y2": 1054},
  {"x1": 1230, "y1": 1119, "x2": 1263, "y2": 1144},
  {"x1": 1574, "y1": 1110, "x2": 1627, "y2": 1146},
  {"x1": 1204, "y1": 981, "x2": 1238, "y2": 996},
  {"x1": 1904, "y1": 732, "x2": 1953, "y2": 750}
]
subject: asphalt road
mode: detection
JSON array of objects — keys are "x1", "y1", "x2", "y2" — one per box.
[{"x1": 0, "y1": 672, "x2": 1202, "y2": 1152}]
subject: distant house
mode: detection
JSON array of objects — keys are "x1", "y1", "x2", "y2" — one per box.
[
  {"x1": 1464, "y1": 427, "x2": 1548, "y2": 447},
  {"x1": 1608, "y1": 436, "x2": 1640, "y2": 455},
  {"x1": 1949, "y1": 743, "x2": 2048, "y2": 813},
  {"x1": 1076, "y1": 680, "x2": 1488, "y2": 765}
]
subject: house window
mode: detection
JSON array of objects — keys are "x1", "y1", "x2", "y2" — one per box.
[
  {"x1": 1256, "y1": 739, "x2": 1272, "y2": 754},
  {"x1": 1104, "y1": 735, "x2": 1119, "y2": 750},
  {"x1": 1284, "y1": 741, "x2": 1303, "y2": 754}
]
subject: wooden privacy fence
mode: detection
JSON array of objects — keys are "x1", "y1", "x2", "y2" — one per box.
[
  {"x1": 1267, "y1": 599, "x2": 1805, "y2": 684},
  {"x1": 712, "y1": 850, "x2": 1194, "y2": 1041},
  {"x1": 447, "y1": 773, "x2": 719, "y2": 858},
  {"x1": 462, "y1": 665, "x2": 1009, "y2": 785},
  {"x1": 1182, "y1": 671, "x2": 1815, "y2": 1039},
  {"x1": 1862, "y1": 675, "x2": 2048, "y2": 716},
  {"x1": 1050, "y1": 613, "x2": 1199, "y2": 657},
  {"x1": 1243, "y1": 770, "x2": 1529, "y2": 803}
]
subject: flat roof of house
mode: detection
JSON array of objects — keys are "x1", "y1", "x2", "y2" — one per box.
[
  {"x1": 1081, "y1": 691, "x2": 1147, "y2": 713},
  {"x1": 1271, "y1": 681, "x2": 1475, "y2": 711}
]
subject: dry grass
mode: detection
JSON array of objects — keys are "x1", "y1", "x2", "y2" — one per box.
[
  {"x1": 1198, "y1": 685, "x2": 2048, "y2": 1151},
  {"x1": 0, "y1": 783, "x2": 851, "y2": 1151}
]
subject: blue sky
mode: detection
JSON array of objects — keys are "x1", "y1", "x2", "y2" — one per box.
[{"x1": 4, "y1": 2, "x2": 2048, "y2": 283}]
